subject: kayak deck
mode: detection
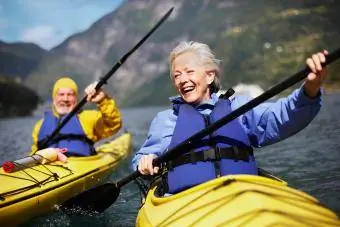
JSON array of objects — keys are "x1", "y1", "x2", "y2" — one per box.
[
  {"x1": 0, "y1": 133, "x2": 132, "y2": 226},
  {"x1": 137, "y1": 175, "x2": 340, "y2": 226}
]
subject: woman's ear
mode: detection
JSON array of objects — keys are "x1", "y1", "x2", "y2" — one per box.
[{"x1": 206, "y1": 70, "x2": 215, "y2": 84}]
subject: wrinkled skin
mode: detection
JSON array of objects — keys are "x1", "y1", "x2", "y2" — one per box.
[
  {"x1": 53, "y1": 81, "x2": 107, "y2": 116},
  {"x1": 53, "y1": 88, "x2": 77, "y2": 115},
  {"x1": 171, "y1": 51, "x2": 215, "y2": 105}
]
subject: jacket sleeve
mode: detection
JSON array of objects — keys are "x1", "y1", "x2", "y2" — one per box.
[
  {"x1": 132, "y1": 110, "x2": 175, "y2": 170},
  {"x1": 79, "y1": 96, "x2": 122, "y2": 142},
  {"x1": 30, "y1": 119, "x2": 43, "y2": 154},
  {"x1": 234, "y1": 87, "x2": 322, "y2": 147}
]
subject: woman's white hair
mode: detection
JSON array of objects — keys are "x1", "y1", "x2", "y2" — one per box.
[{"x1": 169, "y1": 41, "x2": 221, "y2": 93}]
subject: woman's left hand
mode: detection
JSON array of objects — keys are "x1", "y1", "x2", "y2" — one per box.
[{"x1": 304, "y1": 50, "x2": 328, "y2": 98}]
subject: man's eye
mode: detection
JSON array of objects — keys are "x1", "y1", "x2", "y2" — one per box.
[{"x1": 187, "y1": 70, "x2": 194, "y2": 74}]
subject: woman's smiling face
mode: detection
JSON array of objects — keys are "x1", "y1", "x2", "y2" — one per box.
[{"x1": 171, "y1": 51, "x2": 215, "y2": 105}]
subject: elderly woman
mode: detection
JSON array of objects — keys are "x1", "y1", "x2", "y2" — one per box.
[{"x1": 132, "y1": 41, "x2": 328, "y2": 194}]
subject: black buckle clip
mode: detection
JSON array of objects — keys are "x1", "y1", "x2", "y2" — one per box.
[
  {"x1": 189, "y1": 151, "x2": 197, "y2": 164},
  {"x1": 232, "y1": 147, "x2": 240, "y2": 162},
  {"x1": 203, "y1": 148, "x2": 217, "y2": 161},
  {"x1": 220, "y1": 88, "x2": 235, "y2": 99}
]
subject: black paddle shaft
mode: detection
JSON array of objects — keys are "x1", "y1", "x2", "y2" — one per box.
[
  {"x1": 116, "y1": 47, "x2": 340, "y2": 189},
  {"x1": 62, "y1": 48, "x2": 340, "y2": 214},
  {"x1": 36, "y1": 7, "x2": 174, "y2": 152}
]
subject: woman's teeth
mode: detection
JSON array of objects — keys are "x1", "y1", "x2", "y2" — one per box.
[{"x1": 182, "y1": 86, "x2": 195, "y2": 93}]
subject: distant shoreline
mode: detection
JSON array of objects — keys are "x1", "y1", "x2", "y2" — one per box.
[{"x1": 324, "y1": 90, "x2": 340, "y2": 95}]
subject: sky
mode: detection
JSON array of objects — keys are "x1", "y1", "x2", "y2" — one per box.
[{"x1": 0, "y1": 0, "x2": 124, "y2": 50}]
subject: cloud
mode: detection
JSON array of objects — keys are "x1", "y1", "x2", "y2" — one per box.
[
  {"x1": 2, "y1": 0, "x2": 124, "y2": 49},
  {"x1": 21, "y1": 25, "x2": 57, "y2": 49}
]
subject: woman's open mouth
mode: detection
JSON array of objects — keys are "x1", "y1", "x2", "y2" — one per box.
[{"x1": 181, "y1": 86, "x2": 195, "y2": 94}]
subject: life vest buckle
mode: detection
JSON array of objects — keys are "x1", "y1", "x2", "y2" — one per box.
[
  {"x1": 203, "y1": 148, "x2": 217, "y2": 161},
  {"x1": 232, "y1": 147, "x2": 240, "y2": 162},
  {"x1": 232, "y1": 146, "x2": 250, "y2": 162},
  {"x1": 189, "y1": 151, "x2": 197, "y2": 164}
]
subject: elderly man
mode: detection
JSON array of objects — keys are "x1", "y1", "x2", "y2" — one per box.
[{"x1": 31, "y1": 77, "x2": 121, "y2": 156}]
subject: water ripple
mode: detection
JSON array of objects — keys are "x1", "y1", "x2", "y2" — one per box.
[{"x1": 1, "y1": 95, "x2": 339, "y2": 226}]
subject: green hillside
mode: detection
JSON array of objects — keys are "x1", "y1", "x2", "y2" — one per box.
[
  {"x1": 24, "y1": 0, "x2": 340, "y2": 106},
  {"x1": 124, "y1": 0, "x2": 340, "y2": 106},
  {"x1": 0, "y1": 77, "x2": 40, "y2": 118},
  {"x1": 0, "y1": 41, "x2": 46, "y2": 117}
]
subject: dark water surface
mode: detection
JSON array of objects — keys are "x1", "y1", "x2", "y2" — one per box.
[{"x1": 0, "y1": 94, "x2": 339, "y2": 226}]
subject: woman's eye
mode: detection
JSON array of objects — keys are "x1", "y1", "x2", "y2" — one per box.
[{"x1": 187, "y1": 70, "x2": 194, "y2": 74}]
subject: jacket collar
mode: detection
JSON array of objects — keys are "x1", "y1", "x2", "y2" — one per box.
[
  {"x1": 169, "y1": 93, "x2": 219, "y2": 105},
  {"x1": 169, "y1": 93, "x2": 220, "y2": 114}
]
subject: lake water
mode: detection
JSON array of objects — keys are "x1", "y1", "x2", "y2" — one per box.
[{"x1": 0, "y1": 93, "x2": 339, "y2": 226}]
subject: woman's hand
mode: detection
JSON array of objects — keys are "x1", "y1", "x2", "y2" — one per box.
[
  {"x1": 304, "y1": 50, "x2": 328, "y2": 98},
  {"x1": 138, "y1": 154, "x2": 159, "y2": 175}
]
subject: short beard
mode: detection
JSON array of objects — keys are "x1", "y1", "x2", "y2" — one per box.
[{"x1": 54, "y1": 105, "x2": 72, "y2": 116}]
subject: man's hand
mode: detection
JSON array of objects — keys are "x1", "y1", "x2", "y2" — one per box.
[{"x1": 85, "y1": 82, "x2": 107, "y2": 104}]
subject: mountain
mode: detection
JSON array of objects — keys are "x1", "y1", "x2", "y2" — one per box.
[
  {"x1": 25, "y1": 0, "x2": 340, "y2": 106},
  {"x1": 0, "y1": 77, "x2": 40, "y2": 118},
  {"x1": 0, "y1": 41, "x2": 47, "y2": 81},
  {"x1": 0, "y1": 41, "x2": 45, "y2": 117}
]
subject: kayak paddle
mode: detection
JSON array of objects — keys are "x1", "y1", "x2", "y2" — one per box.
[
  {"x1": 33, "y1": 7, "x2": 174, "y2": 154},
  {"x1": 62, "y1": 48, "x2": 340, "y2": 213}
]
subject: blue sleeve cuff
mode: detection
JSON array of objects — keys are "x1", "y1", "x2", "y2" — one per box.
[{"x1": 296, "y1": 85, "x2": 322, "y2": 105}]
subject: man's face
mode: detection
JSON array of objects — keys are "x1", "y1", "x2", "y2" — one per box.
[{"x1": 53, "y1": 88, "x2": 77, "y2": 115}]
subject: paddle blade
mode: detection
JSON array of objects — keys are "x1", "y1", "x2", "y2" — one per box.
[{"x1": 61, "y1": 183, "x2": 120, "y2": 214}]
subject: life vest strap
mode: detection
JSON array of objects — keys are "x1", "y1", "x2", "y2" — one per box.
[
  {"x1": 167, "y1": 146, "x2": 254, "y2": 169},
  {"x1": 37, "y1": 134, "x2": 94, "y2": 150}
]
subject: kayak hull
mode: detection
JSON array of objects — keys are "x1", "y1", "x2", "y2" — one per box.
[
  {"x1": 137, "y1": 175, "x2": 340, "y2": 227},
  {"x1": 0, "y1": 133, "x2": 132, "y2": 226}
]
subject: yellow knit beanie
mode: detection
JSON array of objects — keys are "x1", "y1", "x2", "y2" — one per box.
[{"x1": 52, "y1": 77, "x2": 78, "y2": 98}]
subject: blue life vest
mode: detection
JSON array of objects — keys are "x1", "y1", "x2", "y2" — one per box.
[
  {"x1": 166, "y1": 99, "x2": 257, "y2": 193},
  {"x1": 37, "y1": 111, "x2": 95, "y2": 156}
]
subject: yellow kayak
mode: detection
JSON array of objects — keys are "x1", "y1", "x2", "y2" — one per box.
[
  {"x1": 137, "y1": 174, "x2": 340, "y2": 226},
  {"x1": 0, "y1": 133, "x2": 132, "y2": 226}
]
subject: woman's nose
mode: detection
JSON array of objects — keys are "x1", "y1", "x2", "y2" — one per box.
[{"x1": 179, "y1": 73, "x2": 189, "y2": 83}]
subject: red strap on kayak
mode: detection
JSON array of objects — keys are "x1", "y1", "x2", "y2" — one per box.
[{"x1": 2, "y1": 161, "x2": 15, "y2": 173}]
